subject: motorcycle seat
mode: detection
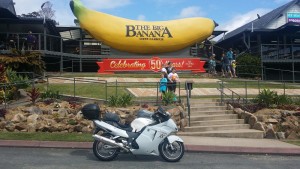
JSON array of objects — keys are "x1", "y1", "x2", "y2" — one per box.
[{"x1": 105, "y1": 120, "x2": 133, "y2": 132}]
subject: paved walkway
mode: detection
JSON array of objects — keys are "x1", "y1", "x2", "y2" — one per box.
[{"x1": 0, "y1": 137, "x2": 299, "y2": 155}]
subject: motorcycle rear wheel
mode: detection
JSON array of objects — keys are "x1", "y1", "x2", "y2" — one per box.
[
  {"x1": 159, "y1": 140, "x2": 184, "y2": 162},
  {"x1": 93, "y1": 134, "x2": 119, "y2": 161}
]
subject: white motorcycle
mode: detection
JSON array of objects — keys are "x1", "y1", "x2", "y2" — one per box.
[{"x1": 81, "y1": 104, "x2": 184, "y2": 162}]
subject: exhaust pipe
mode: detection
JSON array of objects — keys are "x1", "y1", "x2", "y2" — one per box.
[{"x1": 92, "y1": 134, "x2": 129, "y2": 152}]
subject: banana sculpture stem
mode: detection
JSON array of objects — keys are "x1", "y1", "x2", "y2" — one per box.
[{"x1": 70, "y1": 0, "x2": 217, "y2": 54}]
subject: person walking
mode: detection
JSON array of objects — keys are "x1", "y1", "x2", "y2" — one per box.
[
  {"x1": 226, "y1": 48, "x2": 233, "y2": 62},
  {"x1": 208, "y1": 54, "x2": 216, "y2": 75},
  {"x1": 166, "y1": 62, "x2": 173, "y2": 91},
  {"x1": 168, "y1": 68, "x2": 179, "y2": 93},
  {"x1": 232, "y1": 60, "x2": 237, "y2": 78},
  {"x1": 221, "y1": 53, "x2": 232, "y2": 78},
  {"x1": 159, "y1": 72, "x2": 168, "y2": 100}
]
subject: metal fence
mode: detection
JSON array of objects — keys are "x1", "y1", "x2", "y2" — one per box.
[
  {"x1": 1, "y1": 76, "x2": 185, "y2": 108},
  {"x1": 218, "y1": 79, "x2": 300, "y2": 105}
]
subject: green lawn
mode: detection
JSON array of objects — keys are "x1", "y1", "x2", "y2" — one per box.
[
  {"x1": 284, "y1": 140, "x2": 300, "y2": 146},
  {"x1": 0, "y1": 132, "x2": 93, "y2": 142}
]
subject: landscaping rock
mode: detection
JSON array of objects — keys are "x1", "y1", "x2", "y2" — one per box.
[
  {"x1": 26, "y1": 106, "x2": 42, "y2": 114},
  {"x1": 15, "y1": 123, "x2": 27, "y2": 131},
  {"x1": 5, "y1": 122, "x2": 15, "y2": 132},
  {"x1": 11, "y1": 113, "x2": 26, "y2": 123},
  {"x1": 57, "y1": 108, "x2": 68, "y2": 118},
  {"x1": 74, "y1": 125, "x2": 83, "y2": 132},
  {"x1": 227, "y1": 104, "x2": 234, "y2": 110},
  {"x1": 234, "y1": 108, "x2": 244, "y2": 118},
  {"x1": 75, "y1": 111, "x2": 83, "y2": 120},
  {"x1": 0, "y1": 121, "x2": 5, "y2": 129},
  {"x1": 276, "y1": 132, "x2": 286, "y2": 139},
  {"x1": 266, "y1": 119, "x2": 278, "y2": 124},
  {"x1": 18, "y1": 89, "x2": 28, "y2": 98},
  {"x1": 253, "y1": 122, "x2": 265, "y2": 132},
  {"x1": 180, "y1": 111, "x2": 187, "y2": 119},
  {"x1": 249, "y1": 115, "x2": 257, "y2": 128},
  {"x1": 168, "y1": 108, "x2": 180, "y2": 116},
  {"x1": 265, "y1": 128, "x2": 277, "y2": 139},
  {"x1": 293, "y1": 112, "x2": 300, "y2": 116},
  {"x1": 27, "y1": 123, "x2": 37, "y2": 132},
  {"x1": 27, "y1": 114, "x2": 39, "y2": 125},
  {"x1": 241, "y1": 111, "x2": 252, "y2": 123},
  {"x1": 286, "y1": 131, "x2": 299, "y2": 139},
  {"x1": 82, "y1": 126, "x2": 92, "y2": 133}
]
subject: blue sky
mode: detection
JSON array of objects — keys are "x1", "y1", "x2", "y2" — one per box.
[{"x1": 13, "y1": 0, "x2": 293, "y2": 33}]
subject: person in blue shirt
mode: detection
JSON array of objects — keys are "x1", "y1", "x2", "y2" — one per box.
[
  {"x1": 159, "y1": 72, "x2": 168, "y2": 99},
  {"x1": 226, "y1": 48, "x2": 233, "y2": 61},
  {"x1": 221, "y1": 53, "x2": 233, "y2": 78}
]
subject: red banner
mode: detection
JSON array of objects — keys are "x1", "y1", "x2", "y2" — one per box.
[{"x1": 97, "y1": 57, "x2": 205, "y2": 73}]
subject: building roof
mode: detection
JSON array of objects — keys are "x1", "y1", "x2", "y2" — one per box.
[
  {"x1": 0, "y1": 0, "x2": 17, "y2": 18},
  {"x1": 218, "y1": 0, "x2": 299, "y2": 43}
]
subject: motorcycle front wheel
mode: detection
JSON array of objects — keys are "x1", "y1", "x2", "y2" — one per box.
[
  {"x1": 93, "y1": 135, "x2": 119, "y2": 161},
  {"x1": 159, "y1": 140, "x2": 184, "y2": 162}
]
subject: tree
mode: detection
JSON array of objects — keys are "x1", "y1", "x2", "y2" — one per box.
[
  {"x1": 40, "y1": 1, "x2": 55, "y2": 21},
  {"x1": 18, "y1": 11, "x2": 42, "y2": 18},
  {"x1": 236, "y1": 53, "x2": 261, "y2": 78},
  {"x1": 17, "y1": 1, "x2": 59, "y2": 25}
]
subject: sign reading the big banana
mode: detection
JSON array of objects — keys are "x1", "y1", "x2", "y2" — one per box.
[{"x1": 70, "y1": 0, "x2": 217, "y2": 54}]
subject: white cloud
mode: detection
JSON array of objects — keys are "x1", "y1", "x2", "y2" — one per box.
[
  {"x1": 213, "y1": 8, "x2": 271, "y2": 41},
  {"x1": 83, "y1": 0, "x2": 131, "y2": 9},
  {"x1": 13, "y1": 0, "x2": 46, "y2": 15},
  {"x1": 220, "y1": 8, "x2": 271, "y2": 32},
  {"x1": 137, "y1": 15, "x2": 146, "y2": 21},
  {"x1": 176, "y1": 6, "x2": 205, "y2": 18}
]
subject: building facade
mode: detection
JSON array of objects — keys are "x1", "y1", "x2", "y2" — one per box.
[{"x1": 216, "y1": 0, "x2": 300, "y2": 82}]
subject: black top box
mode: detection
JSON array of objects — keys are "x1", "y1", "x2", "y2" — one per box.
[{"x1": 81, "y1": 104, "x2": 100, "y2": 120}]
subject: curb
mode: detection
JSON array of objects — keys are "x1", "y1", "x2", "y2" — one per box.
[
  {"x1": 1, "y1": 140, "x2": 300, "y2": 155},
  {"x1": 185, "y1": 145, "x2": 300, "y2": 155}
]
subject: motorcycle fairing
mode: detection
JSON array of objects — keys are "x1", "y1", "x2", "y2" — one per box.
[
  {"x1": 167, "y1": 135, "x2": 184, "y2": 144},
  {"x1": 94, "y1": 120, "x2": 129, "y2": 138},
  {"x1": 131, "y1": 120, "x2": 174, "y2": 155}
]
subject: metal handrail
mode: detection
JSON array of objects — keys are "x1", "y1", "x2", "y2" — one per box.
[
  {"x1": 185, "y1": 82, "x2": 191, "y2": 127},
  {"x1": 218, "y1": 80, "x2": 253, "y2": 113}
]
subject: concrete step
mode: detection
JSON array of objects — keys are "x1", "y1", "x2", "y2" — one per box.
[
  {"x1": 184, "y1": 124, "x2": 250, "y2": 132},
  {"x1": 190, "y1": 106, "x2": 227, "y2": 111},
  {"x1": 188, "y1": 102, "x2": 225, "y2": 107},
  {"x1": 185, "y1": 99, "x2": 222, "y2": 104},
  {"x1": 190, "y1": 110, "x2": 233, "y2": 116},
  {"x1": 190, "y1": 114, "x2": 239, "y2": 121},
  {"x1": 190, "y1": 119, "x2": 245, "y2": 126},
  {"x1": 178, "y1": 129, "x2": 264, "y2": 139}
]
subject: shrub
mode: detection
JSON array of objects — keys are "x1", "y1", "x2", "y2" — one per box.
[
  {"x1": 27, "y1": 87, "x2": 40, "y2": 104},
  {"x1": 107, "y1": 94, "x2": 133, "y2": 107},
  {"x1": 68, "y1": 119, "x2": 78, "y2": 125},
  {"x1": 292, "y1": 97, "x2": 300, "y2": 106},
  {"x1": 275, "y1": 95, "x2": 293, "y2": 105},
  {"x1": 41, "y1": 90, "x2": 61, "y2": 100},
  {"x1": 254, "y1": 89, "x2": 278, "y2": 107},
  {"x1": 65, "y1": 97, "x2": 80, "y2": 109},
  {"x1": 6, "y1": 68, "x2": 30, "y2": 89},
  {"x1": 0, "y1": 109, "x2": 8, "y2": 118},
  {"x1": 108, "y1": 95, "x2": 119, "y2": 107},
  {"x1": 162, "y1": 91, "x2": 176, "y2": 106},
  {"x1": 119, "y1": 94, "x2": 133, "y2": 107},
  {"x1": 236, "y1": 53, "x2": 261, "y2": 78}
]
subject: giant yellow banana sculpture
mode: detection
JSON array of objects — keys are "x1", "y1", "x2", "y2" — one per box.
[{"x1": 70, "y1": 0, "x2": 217, "y2": 54}]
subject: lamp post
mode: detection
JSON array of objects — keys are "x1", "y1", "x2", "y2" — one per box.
[{"x1": 41, "y1": 1, "x2": 49, "y2": 51}]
